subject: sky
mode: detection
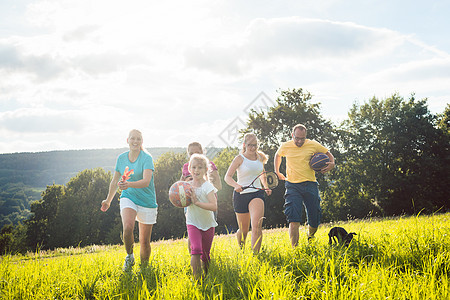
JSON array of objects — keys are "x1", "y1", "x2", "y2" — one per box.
[{"x1": 1, "y1": 0, "x2": 449, "y2": 154}]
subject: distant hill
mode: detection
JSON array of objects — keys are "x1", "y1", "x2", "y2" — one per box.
[
  {"x1": 0, "y1": 147, "x2": 185, "y2": 227},
  {"x1": 0, "y1": 148, "x2": 185, "y2": 188}
]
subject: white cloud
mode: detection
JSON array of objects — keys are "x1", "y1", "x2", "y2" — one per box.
[
  {"x1": 376, "y1": 58, "x2": 450, "y2": 82},
  {"x1": 71, "y1": 52, "x2": 146, "y2": 75},
  {"x1": 0, "y1": 108, "x2": 86, "y2": 133},
  {"x1": 183, "y1": 17, "x2": 408, "y2": 76},
  {"x1": 62, "y1": 24, "x2": 100, "y2": 42},
  {"x1": 0, "y1": 0, "x2": 448, "y2": 154},
  {"x1": 0, "y1": 42, "x2": 65, "y2": 80},
  {"x1": 245, "y1": 18, "x2": 400, "y2": 58}
]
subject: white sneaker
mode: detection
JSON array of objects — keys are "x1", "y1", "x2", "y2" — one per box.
[{"x1": 123, "y1": 254, "x2": 135, "y2": 271}]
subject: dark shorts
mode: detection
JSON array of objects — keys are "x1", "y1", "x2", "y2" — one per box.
[
  {"x1": 233, "y1": 190, "x2": 265, "y2": 213},
  {"x1": 283, "y1": 181, "x2": 322, "y2": 227}
]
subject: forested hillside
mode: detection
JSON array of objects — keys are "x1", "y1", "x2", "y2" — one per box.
[
  {"x1": 0, "y1": 147, "x2": 184, "y2": 227},
  {"x1": 0, "y1": 89, "x2": 448, "y2": 255}
]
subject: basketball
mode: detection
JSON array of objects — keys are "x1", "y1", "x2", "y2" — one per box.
[
  {"x1": 169, "y1": 181, "x2": 193, "y2": 207},
  {"x1": 310, "y1": 153, "x2": 330, "y2": 171}
]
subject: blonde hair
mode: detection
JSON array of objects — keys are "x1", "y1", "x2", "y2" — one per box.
[
  {"x1": 292, "y1": 124, "x2": 307, "y2": 134},
  {"x1": 189, "y1": 153, "x2": 210, "y2": 173},
  {"x1": 128, "y1": 129, "x2": 145, "y2": 151},
  {"x1": 241, "y1": 133, "x2": 269, "y2": 164},
  {"x1": 187, "y1": 142, "x2": 204, "y2": 155}
]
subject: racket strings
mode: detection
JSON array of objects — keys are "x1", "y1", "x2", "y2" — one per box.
[
  {"x1": 242, "y1": 171, "x2": 279, "y2": 190},
  {"x1": 264, "y1": 172, "x2": 279, "y2": 189}
]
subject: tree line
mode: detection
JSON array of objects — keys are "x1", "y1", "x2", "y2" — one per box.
[{"x1": 1, "y1": 89, "x2": 448, "y2": 254}]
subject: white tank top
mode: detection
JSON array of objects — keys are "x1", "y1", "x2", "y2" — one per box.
[{"x1": 237, "y1": 154, "x2": 264, "y2": 194}]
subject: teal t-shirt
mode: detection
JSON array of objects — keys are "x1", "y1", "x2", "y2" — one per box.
[{"x1": 115, "y1": 150, "x2": 157, "y2": 208}]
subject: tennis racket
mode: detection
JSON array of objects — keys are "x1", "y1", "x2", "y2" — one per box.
[{"x1": 242, "y1": 171, "x2": 279, "y2": 191}]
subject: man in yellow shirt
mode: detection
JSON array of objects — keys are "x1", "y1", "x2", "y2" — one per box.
[{"x1": 274, "y1": 124, "x2": 335, "y2": 247}]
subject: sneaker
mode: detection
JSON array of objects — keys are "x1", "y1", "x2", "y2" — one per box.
[{"x1": 123, "y1": 254, "x2": 135, "y2": 271}]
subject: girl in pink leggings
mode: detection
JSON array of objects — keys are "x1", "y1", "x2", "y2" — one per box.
[{"x1": 185, "y1": 154, "x2": 218, "y2": 280}]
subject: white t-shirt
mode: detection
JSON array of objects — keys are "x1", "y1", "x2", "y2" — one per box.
[
  {"x1": 186, "y1": 181, "x2": 218, "y2": 231},
  {"x1": 236, "y1": 154, "x2": 264, "y2": 194}
]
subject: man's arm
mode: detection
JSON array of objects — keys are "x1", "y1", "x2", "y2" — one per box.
[
  {"x1": 321, "y1": 151, "x2": 335, "y2": 173},
  {"x1": 274, "y1": 150, "x2": 287, "y2": 181}
]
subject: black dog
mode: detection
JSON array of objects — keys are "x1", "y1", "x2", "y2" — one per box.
[{"x1": 328, "y1": 227, "x2": 356, "y2": 246}]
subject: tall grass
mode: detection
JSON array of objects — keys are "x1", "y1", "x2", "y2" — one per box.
[{"x1": 1, "y1": 213, "x2": 449, "y2": 299}]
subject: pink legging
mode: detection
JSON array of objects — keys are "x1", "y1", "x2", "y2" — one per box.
[{"x1": 187, "y1": 225, "x2": 215, "y2": 262}]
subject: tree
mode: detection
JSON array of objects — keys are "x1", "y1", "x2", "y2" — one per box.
[
  {"x1": 0, "y1": 224, "x2": 15, "y2": 254},
  {"x1": 0, "y1": 182, "x2": 38, "y2": 228},
  {"x1": 437, "y1": 104, "x2": 449, "y2": 135},
  {"x1": 338, "y1": 94, "x2": 449, "y2": 215},
  {"x1": 152, "y1": 151, "x2": 187, "y2": 240},
  {"x1": 25, "y1": 168, "x2": 120, "y2": 251},
  {"x1": 212, "y1": 147, "x2": 239, "y2": 233},
  {"x1": 53, "y1": 168, "x2": 118, "y2": 248},
  {"x1": 245, "y1": 88, "x2": 337, "y2": 152},
  {"x1": 26, "y1": 184, "x2": 64, "y2": 250},
  {"x1": 0, "y1": 223, "x2": 27, "y2": 254},
  {"x1": 243, "y1": 88, "x2": 340, "y2": 225}
]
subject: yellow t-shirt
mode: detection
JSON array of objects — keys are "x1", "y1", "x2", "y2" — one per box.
[{"x1": 277, "y1": 139, "x2": 328, "y2": 183}]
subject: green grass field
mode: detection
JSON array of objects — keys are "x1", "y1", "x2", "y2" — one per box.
[{"x1": 1, "y1": 213, "x2": 449, "y2": 299}]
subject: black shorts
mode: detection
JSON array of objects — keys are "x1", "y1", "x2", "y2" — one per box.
[{"x1": 233, "y1": 190, "x2": 265, "y2": 213}]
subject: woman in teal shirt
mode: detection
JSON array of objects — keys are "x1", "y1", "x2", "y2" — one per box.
[{"x1": 101, "y1": 129, "x2": 157, "y2": 271}]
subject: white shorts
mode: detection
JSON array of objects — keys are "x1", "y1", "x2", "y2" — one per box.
[{"x1": 120, "y1": 198, "x2": 157, "y2": 224}]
